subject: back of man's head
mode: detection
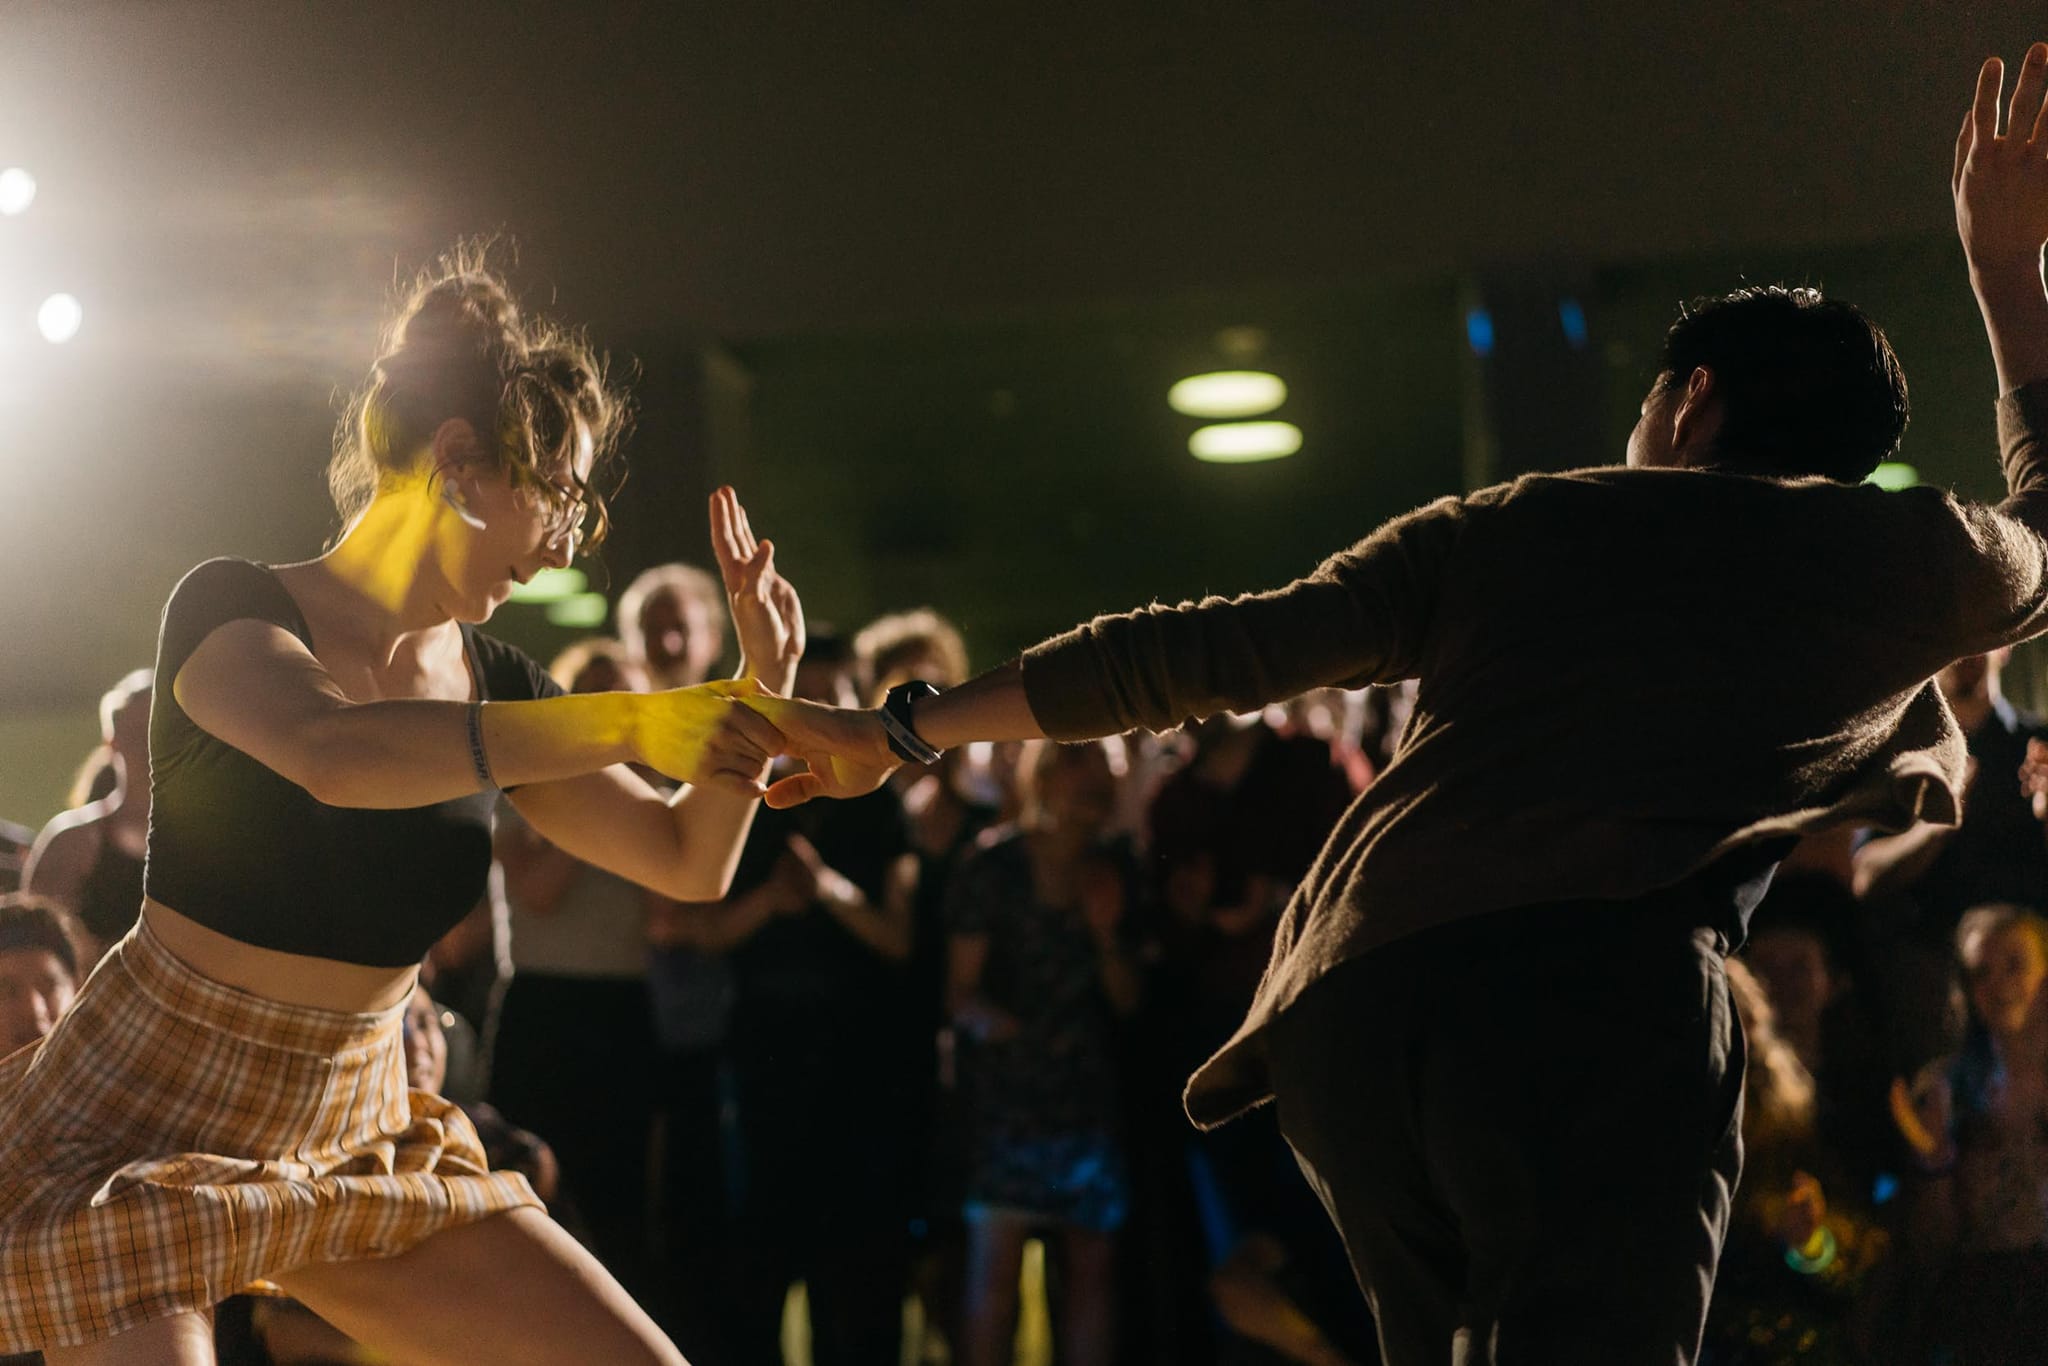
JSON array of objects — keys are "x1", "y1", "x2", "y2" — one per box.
[{"x1": 1661, "y1": 285, "x2": 1909, "y2": 484}]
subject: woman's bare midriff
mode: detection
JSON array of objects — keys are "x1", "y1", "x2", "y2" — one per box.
[{"x1": 141, "y1": 898, "x2": 418, "y2": 1013}]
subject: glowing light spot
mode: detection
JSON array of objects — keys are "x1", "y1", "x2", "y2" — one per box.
[
  {"x1": 1167, "y1": 370, "x2": 1288, "y2": 419},
  {"x1": 37, "y1": 293, "x2": 82, "y2": 344},
  {"x1": 545, "y1": 592, "x2": 610, "y2": 629},
  {"x1": 1189, "y1": 421, "x2": 1302, "y2": 463},
  {"x1": 0, "y1": 168, "x2": 35, "y2": 216},
  {"x1": 1465, "y1": 308, "x2": 1494, "y2": 357},
  {"x1": 1558, "y1": 298, "x2": 1588, "y2": 349},
  {"x1": 508, "y1": 567, "x2": 587, "y2": 604},
  {"x1": 1867, "y1": 462, "x2": 1918, "y2": 491}
]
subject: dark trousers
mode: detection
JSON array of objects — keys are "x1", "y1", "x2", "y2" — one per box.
[{"x1": 1267, "y1": 896, "x2": 1745, "y2": 1366}]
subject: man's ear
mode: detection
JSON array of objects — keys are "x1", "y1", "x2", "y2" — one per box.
[{"x1": 1669, "y1": 366, "x2": 1723, "y2": 457}]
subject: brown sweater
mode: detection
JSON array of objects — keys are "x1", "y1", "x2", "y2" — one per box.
[{"x1": 1020, "y1": 381, "x2": 2048, "y2": 1128}]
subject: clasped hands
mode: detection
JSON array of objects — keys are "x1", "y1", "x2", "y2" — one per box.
[{"x1": 625, "y1": 486, "x2": 907, "y2": 805}]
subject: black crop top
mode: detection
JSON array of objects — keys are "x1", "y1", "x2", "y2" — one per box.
[{"x1": 145, "y1": 558, "x2": 563, "y2": 968}]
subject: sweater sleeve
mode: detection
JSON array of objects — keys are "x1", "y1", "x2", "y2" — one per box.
[
  {"x1": 1942, "y1": 378, "x2": 2048, "y2": 653},
  {"x1": 1019, "y1": 494, "x2": 1468, "y2": 740}
]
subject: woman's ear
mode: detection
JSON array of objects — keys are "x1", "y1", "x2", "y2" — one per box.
[
  {"x1": 428, "y1": 417, "x2": 483, "y2": 475},
  {"x1": 430, "y1": 419, "x2": 489, "y2": 530}
]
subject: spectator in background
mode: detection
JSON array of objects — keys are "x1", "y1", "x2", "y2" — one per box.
[
  {"x1": 1852, "y1": 650, "x2": 2048, "y2": 1068},
  {"x1": 490, "y1": 637, "x2": 667, "y2": 1306},
  {"x1": 1891, "y1": 905, "x2": 2048, "y2": 1365},
  {"x1": 620, "y1": 559, "x2": 746, "y2": 1355},
  {"x1": 947, "y1": 739, "x2": 1142, "y2": 1366},
  {"x1": 23, "y1": 669, "x2": 152, "y2": 965},
  {"x1": 619, "y1": 561, "x2": 727, "y2": 690},
  {"x1": 855, "y1": 606, "x2": 972, "y2": 703},
  {"x1": 672, "y1": 631, "x2": 917, "y2": 1366},
  {"x1": 0, "y1": 893, "x2": 85, "y2": 1057},
  {"x1": 0, "y1": 820, "x2": 33, "y2": 898},
  {"x1": 856, "y1": 607, "x2": 995, "y2": 1364},
  {"x1": 1702, "y1": 959, "x2": 1889, "y2": 1365},
  {"x1": 1742, "y1": 873, "x2": 1895, "y2": 1206}
]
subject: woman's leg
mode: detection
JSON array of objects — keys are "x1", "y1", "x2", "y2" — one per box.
[
  {"x1": 1056, "y1": 1226, "x2": 1117, "y2": 1366},
  {"x1": 42, "y1": 1311, "x2": 215, "y2": 1366},
  {"x1": 960, "y1": 1210, "x2": 1030, "y2": 1366},
  {"x1": 272, "y1": 1206, "x2": 683, "y2": 1366}
]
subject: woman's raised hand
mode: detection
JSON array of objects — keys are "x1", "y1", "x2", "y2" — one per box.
[
  {"x1": 710, "y1": 486, "x2": 804, "y2": 695},
  {"x1": 742, "y1": 695, "x2": 901, "y2": 808},
  {"x1": 634, "y1": 678, "x2": 789, "y2": 798}
]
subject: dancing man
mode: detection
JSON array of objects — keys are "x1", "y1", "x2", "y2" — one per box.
[{"x1": 753, "y1": 47, "x2": 2048, "y2": 1364}]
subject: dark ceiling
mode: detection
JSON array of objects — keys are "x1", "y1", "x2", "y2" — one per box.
[{"x1": 2, "y1": 2, "x2": 2031, "y2": 346}]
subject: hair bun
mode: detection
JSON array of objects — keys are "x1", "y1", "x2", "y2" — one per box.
[{"x1": 392, "y1": 275, "x2": 523, "y2": 363}]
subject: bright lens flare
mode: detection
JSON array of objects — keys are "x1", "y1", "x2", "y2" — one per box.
[
  {"x1": 37, "y1": 294, "x2": 82, "y2": 344},
  {"x1": 1189, "y1": 421, "x2": 1302, "y2": 463},
  {"x1": 1168, "y1": 370, "x2": 1288, "y2": 418},
  {"x1": 0, "y1": 168, "x2": 35, "y2": 216}
]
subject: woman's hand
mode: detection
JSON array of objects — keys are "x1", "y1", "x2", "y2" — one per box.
[
  {"x1": 633, "y1": 677, "x2": 788, "y2": 798},
  {"x1": 742, "y1": 695, "x2": 901, "y2": 807},
  {"x1": 710, "y1": 486, "x2": 804, "y2": 696}
]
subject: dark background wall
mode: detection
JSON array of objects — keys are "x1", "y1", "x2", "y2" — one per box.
[{"x1": 0, "y1": 3, "x2": 2040, "y2": 819}]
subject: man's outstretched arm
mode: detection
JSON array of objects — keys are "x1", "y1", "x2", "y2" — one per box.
[{"x1": 753, "y1": 495, "x2": 1469, "y2": 806}]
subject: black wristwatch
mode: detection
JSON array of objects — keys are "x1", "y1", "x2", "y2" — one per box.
[{"x1": 879, "y1": 680, "x2": 944, "y2": 765}]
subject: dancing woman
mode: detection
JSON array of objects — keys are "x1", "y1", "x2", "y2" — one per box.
[{"x1": 0, "y1": 250, "x2": 796, "y2": 1366}]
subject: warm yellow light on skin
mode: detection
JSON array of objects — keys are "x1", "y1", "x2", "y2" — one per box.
[
  {"x1": 1189, "y1": 421, "x2": 1302, "y2": 463},
  {"x1": 1168, "y1": 371, "x2": 1288, "y2": 419}
]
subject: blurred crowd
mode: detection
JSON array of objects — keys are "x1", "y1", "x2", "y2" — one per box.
[{"x1": 5, "y1": 565, "x2": 2048, "y2": 1366}]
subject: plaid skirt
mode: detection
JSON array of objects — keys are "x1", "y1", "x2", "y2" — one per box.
[{"x1": 0, "y1": 916, "x2": 540, "y2": 1351}]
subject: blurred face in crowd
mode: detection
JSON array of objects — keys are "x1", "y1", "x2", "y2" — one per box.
[
  {"x1": 1967, "y1": 920, "x2": 2048, "y2": 1039},
  {"x1": 402, "y1": 986, "x2": 449, "y2": 1095},
  {"x1": 637, "y1": 587, "x2": 722, "y2": 687},
  {"x1": 1035, "y1": 744, "x2": 1119, "y2": 838},
  {"x1": 1744, "y1": 927, "x2": 1834, "y2": 1039},
  {"x1": 0, "y1": 947, "x2": 76, "y2": 1054}
]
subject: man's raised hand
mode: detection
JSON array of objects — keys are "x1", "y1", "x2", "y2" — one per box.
[{"x1": 1957, "y1": 45, "x2": 2048, "y2": 274}]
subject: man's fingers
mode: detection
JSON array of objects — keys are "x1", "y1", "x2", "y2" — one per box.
[
  {"x1": 764, "y1": 771, "x2": 825, "y2": 809},
  {"x1": 2010, "y1": 43, "x2": 2048, "y2": 145},
  {"x1": 724, "y1": 700, "x2": 787, "y2": 755},
  {"x1": 1975, "y1": 55, "x2": 2006, "y2": 142},
  {"x1": 1956, "y1": 108, "x2": 1975, "y2": 196}
]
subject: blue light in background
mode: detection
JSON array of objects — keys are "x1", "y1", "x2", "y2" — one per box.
[
  {"x1": 1872, "y1": 1172, "x2": 1900, "y2": 1206},
  {"x1": 1558, "y1": 297, "x2": 1588, "y2": 349},
  {"x1": 1465, "y1": 307, "x2": 1495, "y2": 357}
]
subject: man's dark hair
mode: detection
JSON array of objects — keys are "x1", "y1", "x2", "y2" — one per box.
[
  {"x1": 1660, "y1": 285, "x2": 1909, "y2": 484},
  {"x1": 0, "y1": 894, "x2": 84, "y2": 984}
]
